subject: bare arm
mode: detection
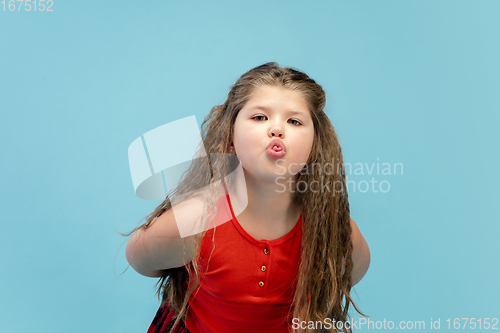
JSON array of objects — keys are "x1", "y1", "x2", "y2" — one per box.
[
  {"x1": 125, "y1": 194, "x2": 207, "y2": 277},
  {"x1": 350, "y1": 217, "x2": 371, "y2": 286}
]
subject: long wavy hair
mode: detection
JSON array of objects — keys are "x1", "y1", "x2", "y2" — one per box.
[{"x1": 120, "y1": 62, "x2": 366, "y2": 332}]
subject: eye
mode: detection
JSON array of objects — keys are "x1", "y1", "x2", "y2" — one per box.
[
  {"x1": 252, "y1": 115, "x2": 267, "y2": 121},
  {"x1": 251, "y1": 115, "x2": 302, "y2": 126},
  {"x1": 289, "y1": 119, "x2": 302, "y2": 126}
]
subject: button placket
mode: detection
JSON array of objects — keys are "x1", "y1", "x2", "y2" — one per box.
[{"x1": 257, "y1": 243, "x2": 270, "y2": 295}]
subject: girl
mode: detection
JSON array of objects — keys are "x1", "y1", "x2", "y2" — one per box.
[{"x1": 123, "y1": 62, "x2": 370, "y2": 333}]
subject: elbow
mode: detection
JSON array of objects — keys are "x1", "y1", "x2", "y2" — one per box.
[
  {"x1": 125, "y1": 231, "x2": 139, "y2": 269},
  {"x1": 351, "y1": 245, "x2": 371, "y2": 286},
  {"x1": 125, "y1": 234, "x2": 141, "y2": 274},
  {"x1": 125, "y1": 229, "x2": 168, "y2": 278},
  {"x1": 126, "y1": 231, "x2": 157, "y2": 277}
]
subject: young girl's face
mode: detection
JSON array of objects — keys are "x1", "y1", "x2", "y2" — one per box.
[{"x1": 233, "y1": 85, "x2": 314, "y2": 183}]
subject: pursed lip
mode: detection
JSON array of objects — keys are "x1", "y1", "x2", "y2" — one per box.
[{"x1": 267, "y1": 138, "x2": 286, "y2": 152}]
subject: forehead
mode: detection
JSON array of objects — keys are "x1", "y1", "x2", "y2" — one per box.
[{"x1": 242, "y1": 85, "x2": 311, "y2": 116}]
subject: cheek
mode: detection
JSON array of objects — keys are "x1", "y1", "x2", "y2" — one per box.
[
  {"x1": 298, "y1": 134, "x2": 314, "y2": 159},
  {"x1": 234, "y1": 122, "x2": 259, "y2": 144},
  {"x1": 232, "y1": 122, "x2": 243, "y2": 147},
  {"x1": 287, "y1": 138, "x2": 313, "y2": 174},
  {"x1": 233, "y1": 125, "x2": 255, "y2": 154}
]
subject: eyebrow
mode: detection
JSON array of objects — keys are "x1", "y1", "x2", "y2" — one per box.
[{"x1": 251, "y1": 106, "x2": 309, "y2": 117}]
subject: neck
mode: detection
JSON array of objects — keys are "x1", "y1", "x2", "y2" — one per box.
[{"x1": 227, "y1": 166, "x2": 301, "y2": 228}]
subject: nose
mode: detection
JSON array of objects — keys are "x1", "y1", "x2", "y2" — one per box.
[{"x1": 269, "y1": 127, "x2": 284, "y2": 138}]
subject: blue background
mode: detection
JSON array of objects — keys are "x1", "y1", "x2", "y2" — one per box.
[{"x1": 1, "y1": 1, "x2": 499, "y2": 332}]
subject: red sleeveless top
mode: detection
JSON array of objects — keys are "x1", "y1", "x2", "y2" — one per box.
[{"x1": 185, "y1": 194, "x2": 303, "y2": 333}]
